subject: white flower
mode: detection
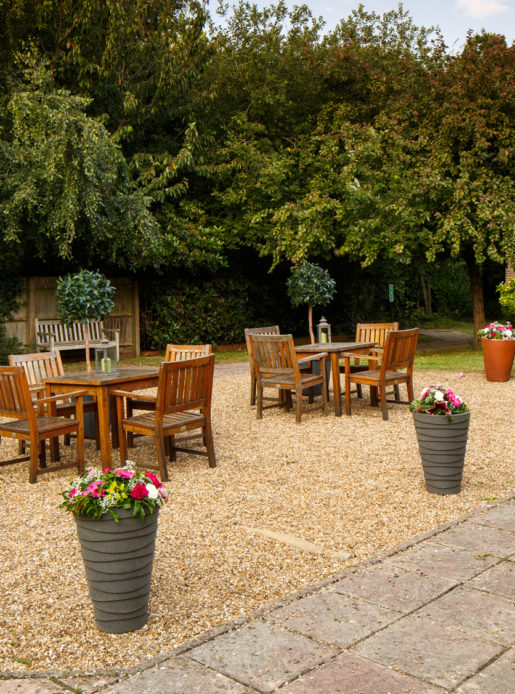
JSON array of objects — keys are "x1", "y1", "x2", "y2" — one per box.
[
  {"x1": 146, "y1": 483, "x2": 159, "y2": 499},
  {"x1": 434, "y1": 391, "x2": 444, "y2": 402},
  {"x1": 505, "y1": 329, "x2": 513, "y2": 338}
]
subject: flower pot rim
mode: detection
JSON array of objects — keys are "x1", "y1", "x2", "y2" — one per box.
[{"x1": 412, "y1": 410, "x2": 471, "y2": 421}]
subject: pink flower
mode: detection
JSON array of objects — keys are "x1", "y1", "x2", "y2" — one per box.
[
  {"x1": 145, "y1": 472, "x2": 163, "y2": 488},
  {"x1": 84, "y1": 480, "x2": 104, "y2": 498},
  {"x1": 130, "y1": 484, "x2": 149, "y2": 499},
  {"x1": 114, "y1": 469, "x2": 136, "y2": 478},
  {"x1": 458, "y1": 372, "x2": 465, "y2": 378}
]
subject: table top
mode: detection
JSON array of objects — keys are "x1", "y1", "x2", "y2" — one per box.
[
  {"x1": 43, "y1": 366, "x2": 159, "y2": 386},
  {"x1": 295, "y1": 341, "x2": 376, "y2": 353}
]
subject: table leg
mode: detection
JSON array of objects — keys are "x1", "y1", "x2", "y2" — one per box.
[
  {"x1": 331, "y1": 352, "x2": 342, "y2": 416},
  {"x1": 96, "y1": 389, "x2": 112, "y2": 467}
]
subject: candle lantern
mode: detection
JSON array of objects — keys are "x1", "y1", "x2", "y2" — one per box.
[
  {"x1": 317, "y1": 317, "x2": 331, "y2": 344},
  {"x1": 95, "y1": 340, "x2": 118, "y2": 374}
]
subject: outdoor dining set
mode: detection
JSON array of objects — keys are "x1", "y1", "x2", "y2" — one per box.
[{"x1": 0, "y1": 323, "x2": 418, "y2": 483}]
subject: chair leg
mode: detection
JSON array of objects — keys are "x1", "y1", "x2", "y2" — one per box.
[
  {"x1": 29, "y1": 438, "x2": 40, "y2": 483},
  {"x1": 126, "y1": 400, "x2": 135, "y2": 448},
  {"x1": 379, "y1": 385, "x2": 388, "y2": 420},
  {"x1": 250, "y1": 372, "x2": 257, "y2": 406},
  {"x1": 118, "y1": 425, "x2": 128, "y2": 466},
  {"x1": 94, "y1": 412, "x2": 100, "y2": 450},
  {"x1": 256, "y1": 384, "x2": 263, "y2": 419},
  {"x1": 345, "y1": 377, "x2": 352, "y2": 415},
  {"x1": 321, "y1": 375, "x2": 328, "y2": 415},
  {"x1": 204, "y1": 419, "x2": 217, "y2": 468},
  {"x1": 154, "y1": 432, "x2": 169, "y2": 481},
  {"x1": 50, "y1": 436, "x2": 60, "y2": 462},
  {"x1": 168, "y1": 435, "x2": 176, "y2": 461},
  {"x1": 295, "y1": 387, "x2": 302, "y2": 423},
  {"x1": 407, "y1": 378, "x2": 414, "y2": 404},
  {"x1": 76, "y1": 427, "x2": 85, "y2": 475},
  {"x1": 357, "y1": 384, "x2": 363, "y2": 399}
]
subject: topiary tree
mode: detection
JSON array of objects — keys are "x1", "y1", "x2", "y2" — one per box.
[
  {"x1": 56, "y1": 270, "x2": 115, "y2": 371},
  {"x1": 498, "y1": 278, "x2": 515, "y2": 321},
  {"x1": 286, "y1": 262, "x2": 336, "y2": 343}
]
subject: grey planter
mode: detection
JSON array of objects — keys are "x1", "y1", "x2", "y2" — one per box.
[
  {"x1": 75, "y1": 507, "x2": 159, "y2": 633},
  {"x1": 412, "y1": 411, "x2": 471, "y2": 495}
]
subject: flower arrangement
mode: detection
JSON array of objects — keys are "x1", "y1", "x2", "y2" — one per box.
[
  {"x1": 59, "y1": 461, "x2": 168, "y2": 521},
  {"x1": 409, "y1": 384, "x2": 469, "y2": 420},
  {"x1": 477, "y1": 322, "x2": 514, "y2": 340}
]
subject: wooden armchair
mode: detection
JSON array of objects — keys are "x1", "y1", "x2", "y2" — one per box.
[
  {"x1": 114, "y1": 355, "x2": 217, "y2": 481},
  {"x1": 125, "y1": 344, "x2": 212, "y2": 446},
  {"x1": 0, "y1": 366, "x2": 85, "y2": 483},
  {"x1": 245, "y1": 326, "x2": 280, "y2": 406},
  {"x1": 9, "y1": 351, "x2": 99, "y2": 449},
  {"x1": 342, "y1": 328, "x2": 419, "y2": 420},
  {"x1": 339, "y1": 322, "x2": 400, "y2": 399},
  {"x1": 248, "y1": 333, "x2": 328, "y2": 423}
]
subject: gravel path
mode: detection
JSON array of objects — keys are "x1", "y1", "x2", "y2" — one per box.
[{"x1": 0, "y1": 367, "x2": 513, "y2": 675}]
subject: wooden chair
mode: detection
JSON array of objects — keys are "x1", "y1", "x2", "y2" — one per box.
[
  {"x1": 9, "y1": 351, "x2": 99, "y2": 449},
  {"x1": 248, "y1": 334, "x2": 328, "y2": 423},
  {"x1": 125, "y1": 344, "x2": 213, "y2": 446},
  {"x1": 342, "y1": 328, "x2": 419, "y2": 420},
  {"x1": 0, "y1": 366, "x2": 85, "y2": 483},
  {"x1": 114, "y1": 355, "x2": 217, "y2": 481},
  {"x1": 339, "y1": 322, "x2": 400, "y2": 399},
  {"x1": 245, "y1": 326, "x2": 280, "y2": 406}
]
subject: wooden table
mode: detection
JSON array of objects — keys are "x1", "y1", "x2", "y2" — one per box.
[
  {"x1": 44, "y1": 367, "x2": 159, "y2": 467},
  {"x1": 295, "y1": 342, "x2": 376, "y2": 416}
]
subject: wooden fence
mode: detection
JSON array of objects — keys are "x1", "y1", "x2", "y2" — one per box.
[{"x1": 5, "y1": 276, "x2": 140, "y2": 356}]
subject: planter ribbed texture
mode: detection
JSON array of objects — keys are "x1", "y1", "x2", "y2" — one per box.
[
  {"x1": 75, "y1": 507, "x2": 159, "y2": 633},
  {"x1": 481, "y1": 337, "x2": 515, "y2": 382},
  {"x1": 412, "y1": 411, "x2": 470, "y2": 495}
]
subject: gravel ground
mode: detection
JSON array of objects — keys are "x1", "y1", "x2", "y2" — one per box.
[{"x1": 0, "y1": 367, "x2": 513, "y2": 674}]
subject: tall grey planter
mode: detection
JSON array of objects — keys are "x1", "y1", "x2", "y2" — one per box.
[
  {"x1": 412, "y1": 411, "x2": 471, "y2": 495},
  {"x1": 75, "y1": 508, "x2": 159, "y2": 633}
]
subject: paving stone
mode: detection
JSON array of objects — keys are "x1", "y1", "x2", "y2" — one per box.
[
  {"x1": 457, "y1": 647, "x2": 515, "y2": 693},
  {"x1": 330, "y1": 563, "x2": 453, "y2": 612},
  {"x1": 386, "y1": 540, "x2": 499, "y2": 581},
  {"x1": 59, "y1": 675, "x2": 119, "y2": 693},
  {"x1": 352, "y1": 613, "x2": 502, "y2": 690},
  {"x1": 279, "y1": 651, "x2": 443, "y2": 693},
  {"x1": 102, "y1": 656, "x2": 252, "y2": 693},
  {"x1": 187, "y1": 620, "x2": 338, "y2": 693},
  {"x1": 416, "y1": 585, "x2": 515, "y2": 646},
  {"x1": 266, "y1": 591, "x2": 399, "y2": 648},
  {"x1": 467, "y1": 559, "x2": 515, "y2": 600},
  {"x1": 472, "y1": 500, "x2": 515, "y2": 532},
  {"x1": 0, "y1": 681, "x2": 66, "y2": 693},
  {"x1": 433, "y1": 522, "x2": 515, "y2": 557}
]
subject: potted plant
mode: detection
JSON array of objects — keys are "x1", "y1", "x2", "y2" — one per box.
[
  {"x1": 410, "y1": 385, "x2": 470, "y2": 495},
  {"x1": 286, "y1": 261, "x2": 336, "y2": 344},
  {"x1": 56, "y1": 269, "x2": 116, "y2": 372},
  {"x1": 60, "y1": 462, "x2": 168, "y2": 633},
  {"x1": 477, "y1": 321, "x2": 515, "y2": 382}
]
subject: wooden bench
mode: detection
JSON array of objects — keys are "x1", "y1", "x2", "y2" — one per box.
[{"x1": 34, "y1": 319, "x2": 119, "y2": 360}]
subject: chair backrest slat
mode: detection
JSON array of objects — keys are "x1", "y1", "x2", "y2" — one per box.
[
  {"x1": 380, "y1": 328, "x2": 419, "y2": 374},
  {"x1": 0, "y1": 366, "x2": 36, "y2": 423},
  {"x1": 356, "y1": 322, "x2": 399, "y2": 348},
  {"x1": 248, "y1": 333, "x2": 298, "y2": 376},
  {"x1": 156, "y1": 355, "x2": 215, "y2": 418},
  {"x1": 164, "y1": 344, "x2": 213, "y2": 361},
  {"x1": 9, "y1": 351, "x2": 64, "y2": 386}
]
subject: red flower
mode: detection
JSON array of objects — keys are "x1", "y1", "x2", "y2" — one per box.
[
  {"x1": 130, "y1": 483, "x2": 149, "y2": 499},
  {"x1": 145, "y1": 471, "x2": 163, "y2": 488}
]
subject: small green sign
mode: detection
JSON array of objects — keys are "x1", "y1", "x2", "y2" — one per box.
[{"x1": 388, "y1": 284, "x2": 394, "y2": 302}]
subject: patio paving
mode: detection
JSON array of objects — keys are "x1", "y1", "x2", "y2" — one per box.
[{"x1": 2, "y1": 496, "x2": 513, "y2": 693}]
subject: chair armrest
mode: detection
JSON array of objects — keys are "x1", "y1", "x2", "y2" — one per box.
[
  {"x1": 341, "y1": 352, "x2": 379, "y2": 361},
  {"x1": 34, "y1": 390, "x2": 88, "y2": 405},
  {"x1": 111, "y1": 390, "x2": 156, "y2": 403},
  {"x1": 298, "y1": 353, "x2": 328, "y2": 366}
]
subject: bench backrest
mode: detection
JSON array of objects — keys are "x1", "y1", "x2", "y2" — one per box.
[{"x1": 35, "y1": 318, "x2": 104, "y2": 344}]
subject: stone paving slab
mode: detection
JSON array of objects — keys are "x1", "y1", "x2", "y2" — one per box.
[
  {"x1": 385, "y1": 540, "x2": 500, "y2": 581},
  {"x1": 278, "y1": 652, "x2": 444, "y2": 693},
  {"x1": 329, "y1": 563, "x2": 454, "y2": 612},
  {"x1": 416, "y1": 584, "x2": 515, "y2": 646},
  {"x1": 472, "y1": 499, "x2": 515, "y2": 532},
  {"x1": 265, "y1": 591, "x2": 400, "y2": 648},
  {"x1": 457, "y1": 647, "x2": 515, "y2": 693},
  {"x1": 187, "y1": 620, "x2": 338, "y2": 693},
  {"x1": 0, "y1": 681, "x2": 66, "y2": 693},
  {"x1": 103, "y1": 656, "x2": 253, "y2": 694},
  {"x1": 433, "y1": 522, "x2": 515, "y2": 556},
  {"x1": 351, "y1": 613, "x2": 503, "y2": 690},
  {"x1": 468, "y1": 558, "x2": 515, "y2": 600}
]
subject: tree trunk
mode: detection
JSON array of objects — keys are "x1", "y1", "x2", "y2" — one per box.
[
  {"x1": 465, "y1": 260, "x2": 486, "y2": 348},
  {"x1": 85, "y1": 323, "x2": 92, "y2": 372},
  {"x1": 308, "y1": 303, "x2": 315, "y2": 343},
  {"x1": 420, "y1": 273, "x2": 432, "y2": 315}
]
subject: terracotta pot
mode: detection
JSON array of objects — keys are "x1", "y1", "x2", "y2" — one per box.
[{"x1": 481, "y1": 337, "x2": 515, "y2": 382}]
